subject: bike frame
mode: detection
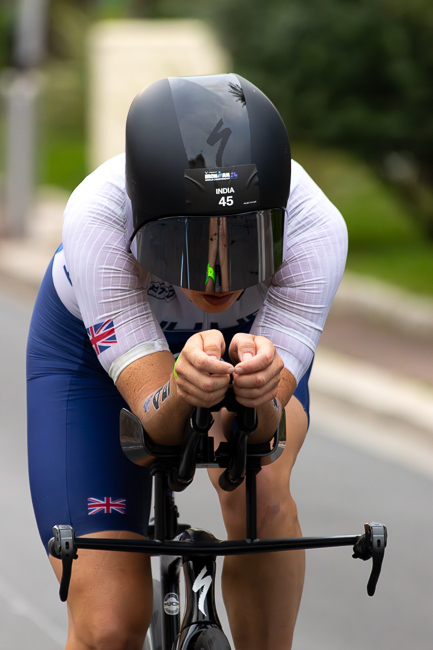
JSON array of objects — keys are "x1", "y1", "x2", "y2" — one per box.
[{"x1": 49, "y1": 400, "x2": 387, "y2": 649}]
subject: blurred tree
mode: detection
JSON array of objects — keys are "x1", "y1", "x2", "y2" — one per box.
[
  {"x1": 0, "y1": 1, "x2": 14, "y2": 68},
  {"x1": 210, "y1": 0, "x2": 433, "y2": 235}
]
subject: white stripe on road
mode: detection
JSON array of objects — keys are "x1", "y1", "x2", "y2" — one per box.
[
  {"x1": 312, "y1": 348, "x2": 433, "y2": 436},
  {"x1": 311, "y1": 391, "x2": 433, "y2": 480}
]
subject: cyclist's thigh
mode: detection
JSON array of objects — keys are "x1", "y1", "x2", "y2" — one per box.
[{"x1": 27, "y1": 370, "x2": 152, "y2": 550}]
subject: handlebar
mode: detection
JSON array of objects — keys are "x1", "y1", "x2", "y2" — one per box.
[
  {"x1": 49, "y1": 521, "x2": 387, "y2": 602},
  {"x1": 119, "y1": 385, "x2": 283, "y2": 485}
]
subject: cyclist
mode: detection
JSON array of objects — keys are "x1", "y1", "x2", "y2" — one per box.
[{"x1": 27, "y1": 74, "x2": 347, "y2": 650}]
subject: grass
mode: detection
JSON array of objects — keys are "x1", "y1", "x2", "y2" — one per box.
[
  {"x1": 293, "y1": 144, "x2": 433, "y2": 297},
  {"x1": 347, "y1": 244, "x2": 433, "y2": 294},
  {"x1": 40, "y1": 125, "x2": 87, "y2": 192},
  {"x1": 0, "y1": 91, "x2": 86, "y2": 194}
]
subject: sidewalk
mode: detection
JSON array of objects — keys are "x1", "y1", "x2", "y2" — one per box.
[
  {"x1": 0, "y1": 187, "x2": 66, "y2": 289},
  {"x1": 315, "y1": 272, "x2": 433, "y2": 436},
  {"x1": 1, "y1": 190, "x2": 433, "y2": 441}
]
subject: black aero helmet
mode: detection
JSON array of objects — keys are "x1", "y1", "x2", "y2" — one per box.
[{"x1": 126, "y1": 73, "x2": 291, "y2": 292}]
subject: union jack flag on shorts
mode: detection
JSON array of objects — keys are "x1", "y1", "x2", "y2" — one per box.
[
  {"x1": 87, "y1": 497, "x2": 126, "y2": 515},
  {"x1": 86, "y1": 319, "x2": 117, "y2": 355}
]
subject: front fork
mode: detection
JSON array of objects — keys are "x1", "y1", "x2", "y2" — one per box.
[{"x1": 173, "y1": 529, "x2": 223, "y2": 649}]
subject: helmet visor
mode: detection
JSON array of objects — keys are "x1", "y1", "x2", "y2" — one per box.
[{"x1": 133, "y1": 208, "x2": 285, "y2": 292}]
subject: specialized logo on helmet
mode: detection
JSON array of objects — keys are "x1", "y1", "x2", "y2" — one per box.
[{"x1": 206, "y1": 118, "x2": 232, "y2": 167}]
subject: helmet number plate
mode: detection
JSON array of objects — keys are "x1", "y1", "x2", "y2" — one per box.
[{"x1": 185, "y1": 164, "x2": 260, "y2": 214}]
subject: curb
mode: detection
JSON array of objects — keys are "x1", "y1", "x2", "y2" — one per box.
[
  {"x1": 312, "y1": 348, "x2": 433, "y2": 438},
  {"x1": 333, "y1": 272, "x2": 433, "y2": 342}
]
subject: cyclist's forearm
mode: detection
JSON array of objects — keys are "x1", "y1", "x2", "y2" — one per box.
[
  {"x1": 251, "y1": 367, "x2": 296, "y2": 443},
  {"x1": 138, "y1": 374, "x2": 194, "y2": 446},
  {"x1": 251, "y1": 399, "x2": 283, "y2": 443},
  {"x1": 115, "y1": 352, "x2": 194, "y2": 446}
]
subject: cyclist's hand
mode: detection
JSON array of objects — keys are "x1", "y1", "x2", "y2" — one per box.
[
  {"x1": 173, "y1": 330, "x2": 233, "y2": 407},
  {"x1": 229, "y1": 333, "x2": 284, "y2": 407}
]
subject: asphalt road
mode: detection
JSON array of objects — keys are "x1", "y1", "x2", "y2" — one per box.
[
  {"x1": 1, "y1": 286, "x2": 433, "y2": 649},
  {"x1": 0, "y1": 288, "x2": 68, "y2": 649}
]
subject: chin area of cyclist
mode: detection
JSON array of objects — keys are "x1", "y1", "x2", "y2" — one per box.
[
  {"x1": 26, "y1": 72, "x2": 347, "y2": 650},
  {"x1": 181, "y1": 288, "x2": 244, "y2": 313}
]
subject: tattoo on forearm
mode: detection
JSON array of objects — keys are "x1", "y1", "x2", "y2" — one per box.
[
  {"x1": 143, "y1": 379, "x2": 171, "y2": 413},
  {"x1": 272, "y1": 397, "x2": 280, "y2": 411}
]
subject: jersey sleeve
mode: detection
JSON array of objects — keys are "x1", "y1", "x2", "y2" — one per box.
[
  {"x1": 62, "y1": 156, "x2": 170, "y2": 382},
  {"x1": 251, "y1": 161, "x2": 348, "y2": 383}
]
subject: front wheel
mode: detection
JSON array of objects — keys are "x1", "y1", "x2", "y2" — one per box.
[{"x1": 194, "y1": 628, "x2": 231, "y2": 649}]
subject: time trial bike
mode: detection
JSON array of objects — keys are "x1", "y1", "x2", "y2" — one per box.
[{"x1": 49, "y1": 391, "x2": 387, "y2": 649}]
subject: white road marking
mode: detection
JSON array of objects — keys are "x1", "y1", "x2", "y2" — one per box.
[{"x1": 311, "y1": 391, "x2": 433, "y2": 480}]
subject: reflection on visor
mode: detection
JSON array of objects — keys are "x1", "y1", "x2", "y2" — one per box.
[
  {"x1": 205, "y1": 216, "x2": 229, "y2": 292},
  {"x1": 134, "y1": 209, "x2": 285, "y2": 292}
]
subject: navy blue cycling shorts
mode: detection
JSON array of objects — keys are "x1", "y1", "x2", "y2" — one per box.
[
  {"x1": 27, "y1": 260, "x2": 153, "y2": 551},
  {"x1": 27, "y1": 259, "x2": 312, "y2": 552}
]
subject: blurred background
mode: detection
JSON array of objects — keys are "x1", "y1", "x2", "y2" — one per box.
[
  {"x1": 0, "y1": 1, "x2": 433, "y2": 649},
  {"x1": 1, "y1": 0, "x2": 433, "y2": 293}
]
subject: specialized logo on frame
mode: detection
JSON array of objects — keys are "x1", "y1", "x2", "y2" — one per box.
[{"x1": 193, "y1": 566, "x2": 213, "y2": 617}]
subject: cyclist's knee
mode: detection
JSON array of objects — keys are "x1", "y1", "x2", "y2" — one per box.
[
  {"x1": 258, "y1": 490, "x2": 299, "y2": 536},
  {"x1": 69, "y1": 608, "x2": 148, "y2": 649},
  {"x1": 256, "y1": 478, "x2": 299, "y2": 536},
  {"x1": 49, "y1": 534, "x2": 152, "y2": 650},
  {"x1": 216, "y1": 468, "x2": 299, "y2": 538}
]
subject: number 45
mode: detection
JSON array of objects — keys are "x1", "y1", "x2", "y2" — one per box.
[{"x1": 218, "y1": 196, "x2": 234, "y2": 207}]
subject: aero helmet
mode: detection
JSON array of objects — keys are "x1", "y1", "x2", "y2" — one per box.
[{"x1": 126, "y1": 73, "x2": 291, "y2": 292}]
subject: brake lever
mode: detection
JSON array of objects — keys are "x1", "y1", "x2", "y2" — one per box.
[
  {"x1": 48, "y1": 525, "x2": 77, "y2": 602},
  {"x1": 352, "y1": 522, "x2": 387, "y2": 596}
]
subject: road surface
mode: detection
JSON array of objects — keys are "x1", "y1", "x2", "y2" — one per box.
[{"x1": 1, "y1": 286, "x2": 432, "y2": 649}]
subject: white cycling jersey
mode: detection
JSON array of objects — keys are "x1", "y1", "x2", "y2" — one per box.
[{"x1": 52, "y1": 154, "x2": 347, "y2": 385}]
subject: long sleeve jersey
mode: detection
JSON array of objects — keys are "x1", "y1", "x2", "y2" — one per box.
[{"x1": 51, "y1": 154, "x2": 348, "y2": 384}]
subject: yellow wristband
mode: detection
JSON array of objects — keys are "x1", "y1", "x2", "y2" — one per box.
[{"x1": 173, "y1": 353, "x2": 181, "y2": 381}]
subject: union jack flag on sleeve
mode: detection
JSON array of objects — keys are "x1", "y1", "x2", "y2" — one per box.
[{"x1": 86, "y1": 319, "x2": 117, "y2": 355}]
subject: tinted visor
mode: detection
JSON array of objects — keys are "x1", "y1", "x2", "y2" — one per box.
[{"x1": 134, "y1": 209, "x2": 285, "y2": 292}]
